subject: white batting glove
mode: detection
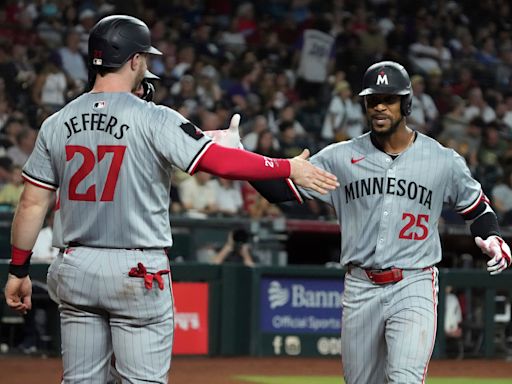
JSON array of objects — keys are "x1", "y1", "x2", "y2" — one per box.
[
  {"x1": 475, "y1": 236, "x2": 512, "y2": 275},
  {"x1": 203, "y1": 114, "x2": 244, "y2": 149}
]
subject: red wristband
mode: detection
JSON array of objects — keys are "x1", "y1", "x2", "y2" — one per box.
[{"x1": 11, "y1": 246, "x2": 32, "y2": 266}]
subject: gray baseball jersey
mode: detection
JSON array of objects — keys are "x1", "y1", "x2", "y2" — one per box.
[
  {"x1": 26, "y1": 92, "x2": 213, "y2": 383},
  {"x1": 296, "y1": 131, "x2": 480, "y2": 383},
  {"x1": 299, "y1": 131, "x2": 480, "y2": 269},
  {"x1": 23, "y1": 92, "x2": 212, "y2": 248}
]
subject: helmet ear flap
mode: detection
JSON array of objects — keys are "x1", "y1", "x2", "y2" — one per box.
[{"x1": 400, "y1": 93, "x2": 412, "y2": 116}]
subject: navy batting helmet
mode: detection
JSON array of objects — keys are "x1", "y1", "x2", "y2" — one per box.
[
  {"x1": 358, "y1": 61, "x2": 412, "y2": 116},
  {"x1": 88, "y1": 15, "x2": 161, "y2": 75}
]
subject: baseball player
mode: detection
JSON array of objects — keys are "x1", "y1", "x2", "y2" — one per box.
[
  {"x1": 3, "y1": 14, "x2": 338, "y2": 384},
  {"x1": 230, "y1": 61, "x2": 511, "y2": 383}
]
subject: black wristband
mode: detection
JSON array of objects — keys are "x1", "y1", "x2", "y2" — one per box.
[
  {"x1": 8, "y1": 255, "x2": 31, "y2": 278},
  {"x1": 470, "y1": 212, "x2": 501, "y2": 239}
]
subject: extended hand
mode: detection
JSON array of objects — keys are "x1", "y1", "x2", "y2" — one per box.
[
  {"x1": 203, "y1": 114, "x2": 243, "y2": 148},
  {"x1": 4, "y1": 274, "x2": 32, "y2": 315},
  {"x1": 289, "y1": 149, "x2": 339, "y2": 195},
  {"x1": 475, "y1": 236, "x2": 511, "y2": 275}
]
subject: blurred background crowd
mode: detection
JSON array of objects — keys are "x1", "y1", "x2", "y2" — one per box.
[{"x1": 1, "y1": 0, "x2": 512, "y2": 225}]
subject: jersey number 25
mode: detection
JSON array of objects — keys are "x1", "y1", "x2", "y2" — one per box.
[
  {"x1": 65, "y1": 145, "x2": 126, "y2": 202},
  {"x1": 399, "y1": 213, "x2": 429, "y2": 240}
]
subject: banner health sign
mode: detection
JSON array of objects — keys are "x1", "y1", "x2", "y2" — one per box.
[
  {"x1": 260, "y1": 277, "x2": 344, "y2": 334},
  {"x1": 172, "y1": 282, "x2": 209, "y2": 355}
]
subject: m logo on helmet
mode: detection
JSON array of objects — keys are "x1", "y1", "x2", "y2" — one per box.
[{"x1": 376, "y1": 72, "x2": 388, "y2": 85}]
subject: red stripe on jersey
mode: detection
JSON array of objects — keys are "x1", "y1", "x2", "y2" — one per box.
[
  {"x1": 188, "y1": 141, "x2": 215, "y2": 174},
  {"x1": 22, "y1": 173, "x2": 57, "y2": 191},
  {"x1": 458, "y1": 190, "x2": 483, "y2": 215},
  {"x1": 285, "y1": 179, "x2": 304, "y2": 203},
  {"x1": 196, "y1": 143, "x2": 291, "y2": 180},
  {"x1": 422, "y1": 268, "x2": 438, "y2": 384}
]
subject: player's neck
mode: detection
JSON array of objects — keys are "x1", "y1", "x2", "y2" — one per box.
[
  {"x1": 373, "y1": 126, "x2": 415, "y2": 156},
  {"x1": 91, "y1": 74, "x2": 134, "y2": 94}
]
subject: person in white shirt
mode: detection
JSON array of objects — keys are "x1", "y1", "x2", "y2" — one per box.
[
  {"x1": 321, "y1": 80, "x2": 364, "y2": 141},
  {"x1": 178, "y1": 172, "x2": 218, "y2": 217},
  {"x1": 463, "y1": 87, "x2": 496, "y2": 123},
  {"x1": 215, "y1": 178, "x2": 243, "y2": 216}
]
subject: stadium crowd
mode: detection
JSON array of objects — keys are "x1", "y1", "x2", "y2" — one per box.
[{"x1": 1, "y1": 0, "x2": 512, "y2": 225}]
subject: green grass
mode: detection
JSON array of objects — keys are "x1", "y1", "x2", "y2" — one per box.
[{"x1": 236, "y1": 376, "x2": 512, "y2": 384}]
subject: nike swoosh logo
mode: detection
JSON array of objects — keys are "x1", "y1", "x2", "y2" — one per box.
[{"x1": 351, "y1": 156, "x2": 365, "y2": 164}]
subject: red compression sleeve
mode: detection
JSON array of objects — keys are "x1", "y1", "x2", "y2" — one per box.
[{"x1": 195, "y1": 143, "x2": 291, "y2": 180}]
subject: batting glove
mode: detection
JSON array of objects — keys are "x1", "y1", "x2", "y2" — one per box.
[
  {"x1": 475, "y1": 236, "x2": 512, "y2": 275},
  {"x1": 203, "y1": 114, "x2": 244, "y2": 149}
]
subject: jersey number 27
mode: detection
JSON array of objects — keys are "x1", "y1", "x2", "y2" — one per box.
[{"x1": 65, "y1": 145, "x2": 126, "y2": 202}]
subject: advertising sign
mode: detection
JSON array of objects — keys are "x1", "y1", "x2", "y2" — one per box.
[
  {"x1": 172, "y1": 282, "x2": 209, "y2": 355},
  {"x1": 260, "y1": 277, "x2": 343, "y2": 334}
]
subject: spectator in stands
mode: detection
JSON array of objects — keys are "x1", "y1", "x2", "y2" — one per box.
[
  {"x1": 1, "y1": 116, "x2": 24, "y2": 148},
  {"x1": 464, "y1": 87, "x2": 496, "y2": 124},
  {"x1": 212, "y1": 228, "x2": 256, "y2": 266},
  {"x1": 242, "y1": 115, "x2": 270, "y2": 151},
  {"x1": 321, "y1": 80, "x2": 364, "y2": 142},
  {"x1": 7, "y1": 127, "x2": 37, "y2": 167},
  {"x1": 359, "y1": 16, "x2": 387, "y2": 63},
  {"x1": 57, "y1": 29, "x2": 88, "y2": 88},
  {"x1": 242, "y1": 182, "x2": 282, "y2": 219},
  {"x1": 492, "y1": 171, "x2": 512, "y2": 225},
  {"x1": 278, "y1": 121, "x2": 303, "y2": 158},
  {"x1": 168, "y1": 74, "x2": 200, "y2": 116},
  {"x1": 272, "y1": 103, "x2": 306, "y2": 138},
  {"x1": 450, "y1": 67, "x2": 479, "y2": 99},
  {"x1": 294, "y1": 16, "x2": 335, "y2": 105},
  {"x1": 432, "y1": 35, "x2": 452, "y2": 71},
  {"x1": 439, "y1": 95, "x2": 468, "y2": 143},
  {"x1": 196, "y1": 65, "x2": 222, "y2": 111},
  {"x1": 75, "y1": 9, "x2": 96, "y2": 56},
  {"x1": 495, "y1": 48, "x2": 512, "y2": 93},
  {"x1": 254, "y1": 129, "x2": 282, "y2": 158},
  {"x1": 444, "y1": 285, "x2": 463, "y2": 338},
  {"x1": 408, "y1": 75, "x2": 439, "y2": 134},
  {"x1": 31, "y1": 53, "x2": 68, "y2": 112},
  {"x1": 465, "y1": 117, "x2": 483, "y2": 149},
  {"x1": 408, "y1": 29, "x2": 442, "y2": 75},
  {"x1": 179, "y1": 172, "x2": 218, "y2": 217},
  {"x1": 0, "y1": 165, "x2": 23, "y2": 207},
  {"x1": 215, "y1": 178, "x2": 244, "y2": 216},
  {"x1": 36, "y1": 3, "x2": 64, "y2": 49},
  {"x1": 476, "y1": 123, "x2": 507, "y2": 194}
]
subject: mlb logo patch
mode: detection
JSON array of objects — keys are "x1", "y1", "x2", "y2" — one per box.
[
  {"x1": 93, "y1": 101, "x2": 106, "y2": 109},
  {"x1": 93, "y1": 58, "x2": 103, "y2": 65}
]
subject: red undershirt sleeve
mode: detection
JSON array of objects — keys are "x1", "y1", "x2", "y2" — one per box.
[{"x1": 194, "y1": 143, "x2": 291, "y2": 180}]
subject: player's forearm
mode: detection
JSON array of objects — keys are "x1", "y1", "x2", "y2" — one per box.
[
  {"x1": 196, "y1": 144, "x2": 290, "y2": 180},
  {"x1": 11, "y1": 195, "x2": 50, "y2": 251}
]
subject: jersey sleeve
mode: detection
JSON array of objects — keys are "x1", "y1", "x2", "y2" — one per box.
[
  {"x1": 443, "y1": 149, "x2": 482, "y2": 213},
  {"x1": 22, "y1": 119, "x2": 58, "y2": 191},
  {"x1": 151, "y1": 106, "x2": 213, "y2": 173},
  {"x1": 296, "y1": 144, "x2": 338, "y2": 205}
]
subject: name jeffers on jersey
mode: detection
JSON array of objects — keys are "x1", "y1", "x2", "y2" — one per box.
[
  {"x1": 64, "y1": 113, "x2": 130, "y2": 140},
  {"x1": 344, "y1": 177, "x2": 432, "y2": 209}
]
